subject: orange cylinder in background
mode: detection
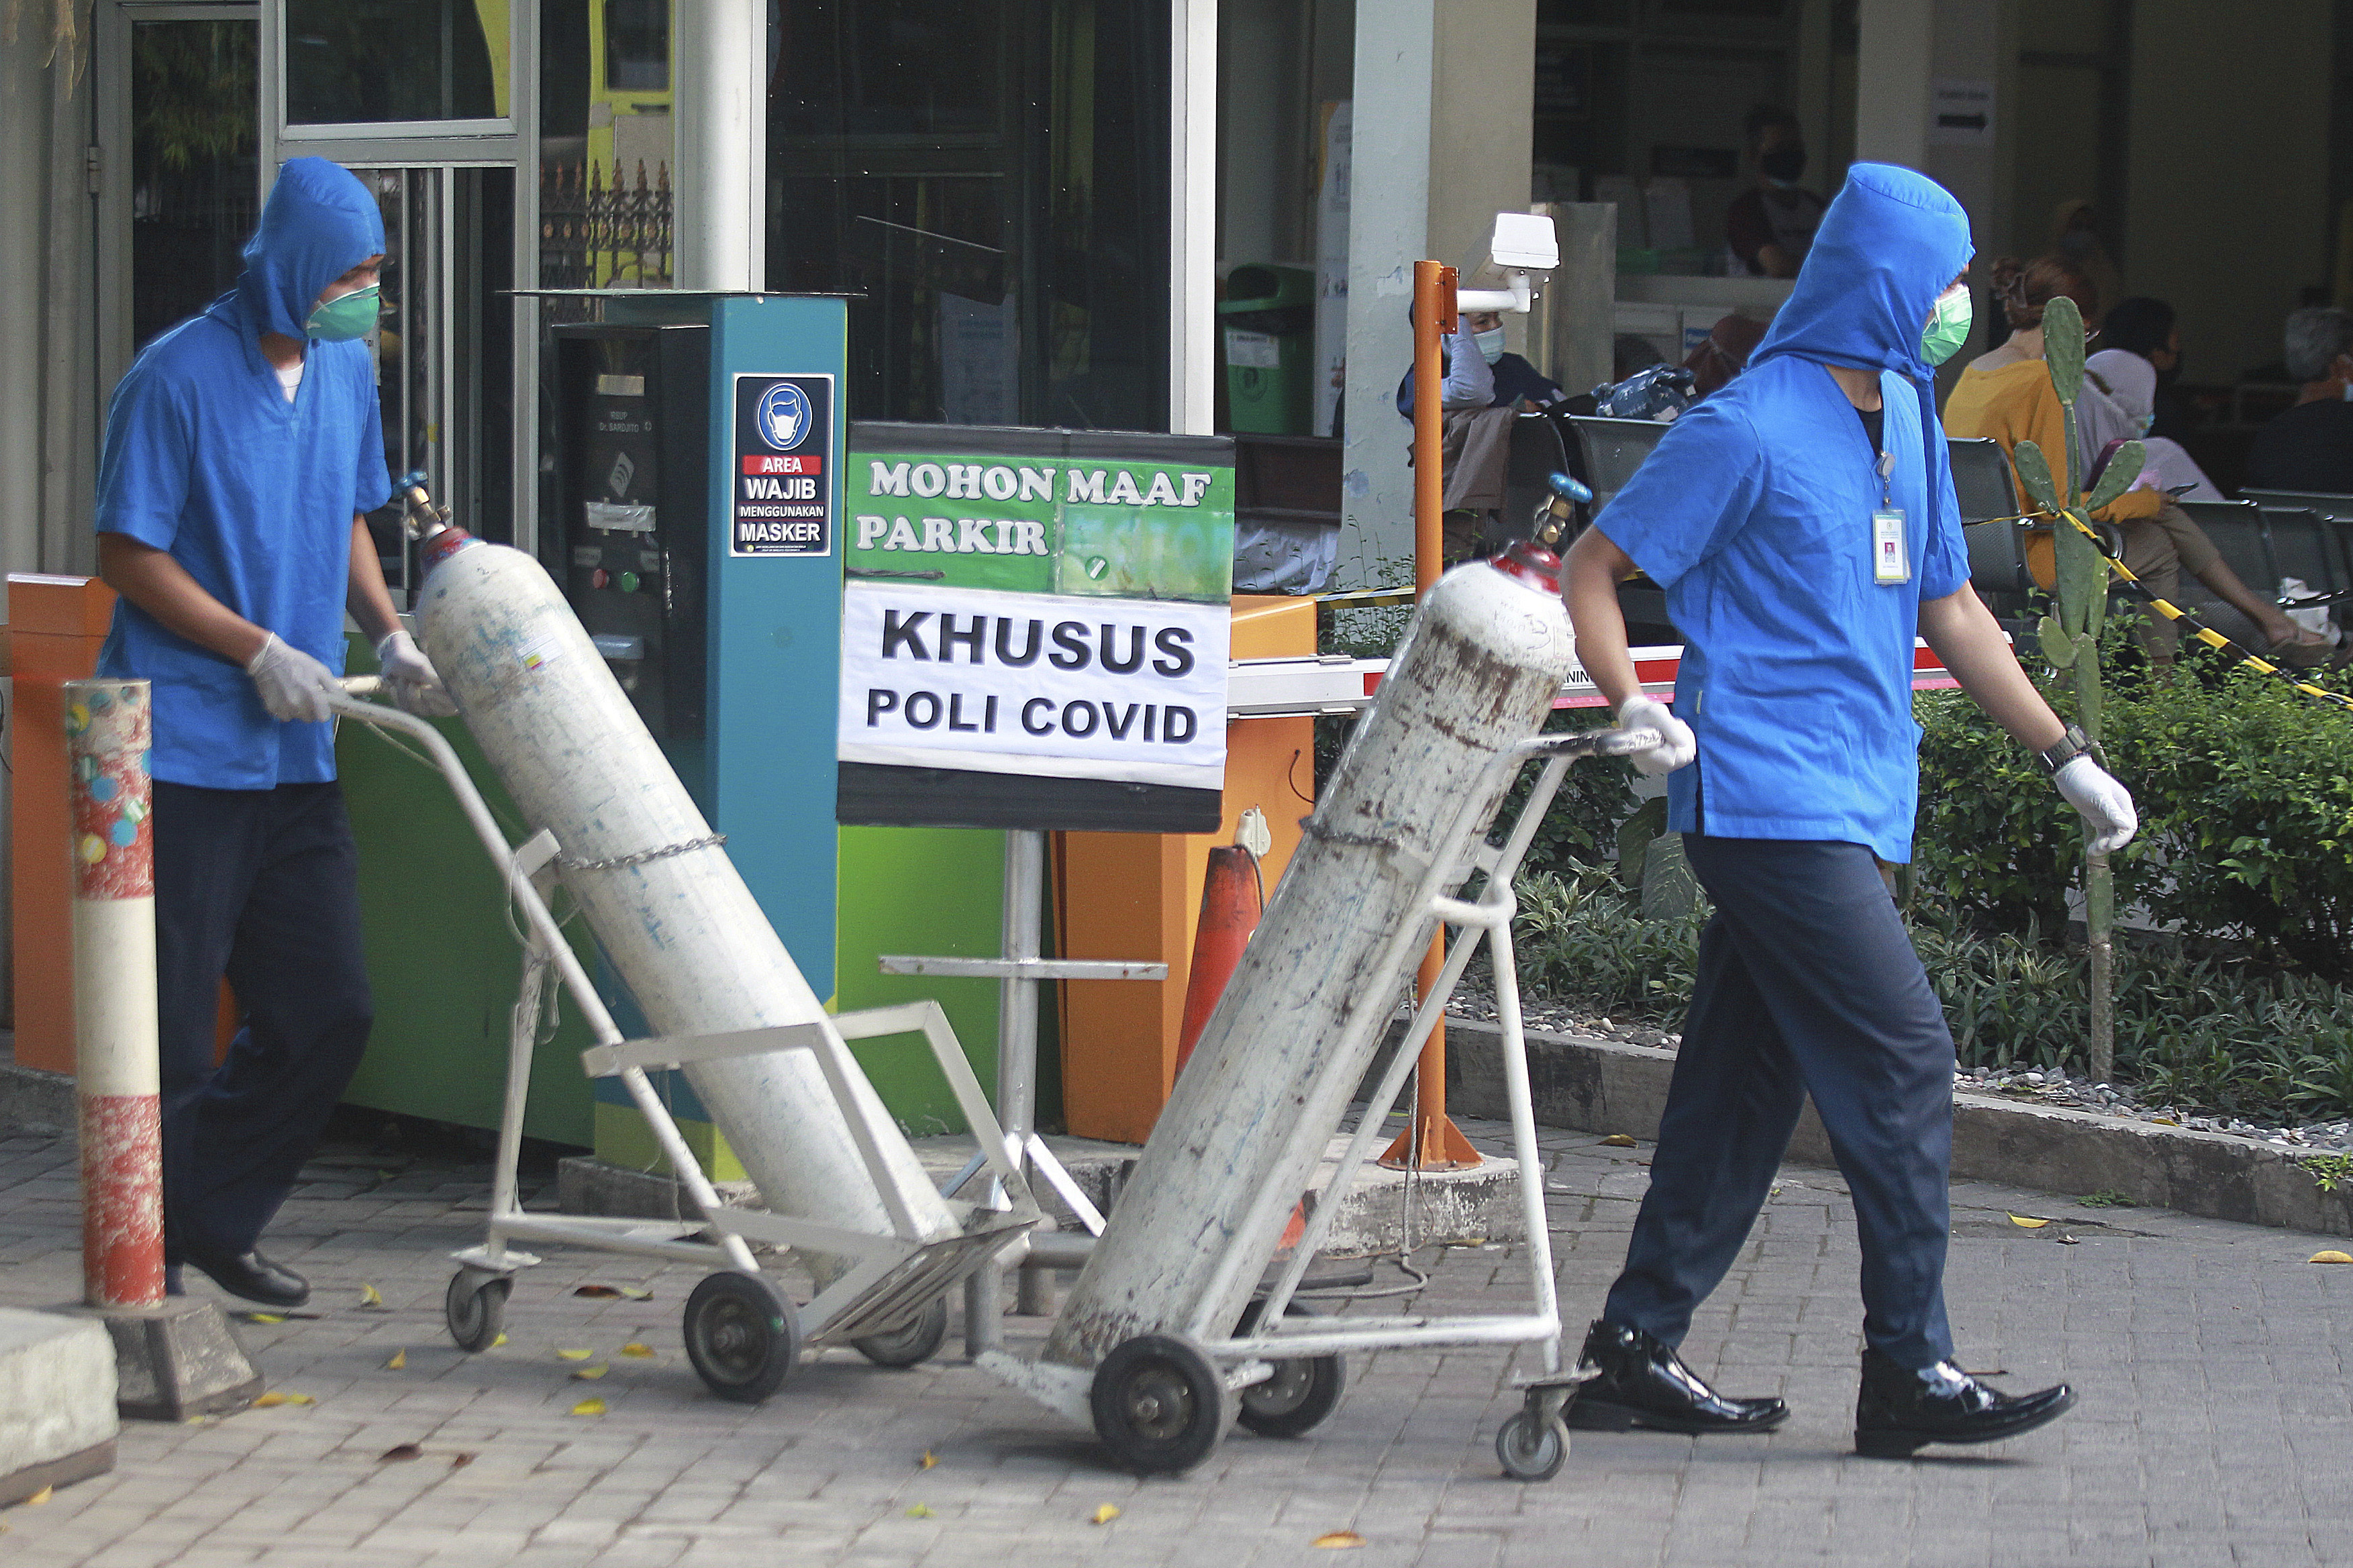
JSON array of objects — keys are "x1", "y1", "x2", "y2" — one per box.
[{"x1": 1055, "y1": 594, "x2": 1316, "y2": 1145}]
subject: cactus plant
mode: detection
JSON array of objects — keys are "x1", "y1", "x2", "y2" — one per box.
[{"x1": 2020, "y1": 292, "x2": 2144, "y2": 1084}]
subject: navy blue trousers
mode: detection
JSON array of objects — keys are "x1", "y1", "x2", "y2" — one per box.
[
  {"x1": 1602, "y1": 835, "x2": 1958, "y2": 1369},
  {"x1": 154, "y1": 781, "x2": 374, "y2": 1261}
]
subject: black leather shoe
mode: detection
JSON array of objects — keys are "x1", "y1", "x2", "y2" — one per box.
[
  {"x1": 1564, "y1": 1318, "x2": 1789, "y2": 1435},
  {"x1": 1854, "y1": 1348, "x2": 2075, "y2": 1457},
  {"x1": 183, "y1": 1246, "x2": 310, "y2": 1308}
]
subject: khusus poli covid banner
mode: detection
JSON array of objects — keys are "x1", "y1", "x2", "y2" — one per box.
[{"x1": 838, "y1": 448, "x2": 1236, "y2": 793}]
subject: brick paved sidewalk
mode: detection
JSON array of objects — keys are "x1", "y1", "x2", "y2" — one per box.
[{"x1": 3, "y1": 1114, "x2": 2350, "y2": 1568}]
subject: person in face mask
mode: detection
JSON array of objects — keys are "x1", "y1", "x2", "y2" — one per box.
[
  {"x1": 1562, "y1": 165, "x2": 2118, "y2": 1459},
  {"x1": 1394, "y1": 303, "x2": 1566, "y2": 558},
  {"x1": 1944, "y1": 256, "x2": 2325, "y2": 665},
  {"x1": 93, "y1": 157, "x2": 456, "y2": 1310},
  {"x1": 1724, "y1": 105, "x2": 1826, "y2": 279},
  {"x1": 2246, "y1": 306, "x2": 2353, "y2": 494}
]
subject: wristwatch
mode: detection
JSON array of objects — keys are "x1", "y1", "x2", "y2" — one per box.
[{"x1": 2034, "y1": 722, "x2": 2105, "y2": 775}]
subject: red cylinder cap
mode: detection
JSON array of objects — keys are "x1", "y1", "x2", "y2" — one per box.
[{"x1": 1491, "y1": 539, "x2": 1563, "y2": 595}]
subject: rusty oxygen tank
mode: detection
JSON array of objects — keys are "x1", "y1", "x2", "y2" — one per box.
[
  {"x1": 396, "y1": 482, "x2": 961, "y2": 1280},
  {"x1": 1040, "y1": 515, "x2": 1583, "y2": 1372}
]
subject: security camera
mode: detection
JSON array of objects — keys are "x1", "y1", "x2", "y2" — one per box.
[{"x1": 1458, "y1": 211, "x2": 1558, "y2": 313}]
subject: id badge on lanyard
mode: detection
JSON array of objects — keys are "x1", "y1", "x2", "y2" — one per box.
[{"x1": 1870, "y1": 448, "x2": 1908, "y2": 585}]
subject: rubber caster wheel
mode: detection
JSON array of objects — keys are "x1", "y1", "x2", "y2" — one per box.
[
  {"x1": 1232, "y1": 1300, "x2": 1347, "y2": 1439},
  {"x1": 1495, "y1": 1410, "x2": 1569, "y2": 1481},
  {"x1": 1090, "y1": 1333, "x2": 1231, "y2": 1475},
  {"x1": 852, "y1": 1295, "x2": 950, "y2": 1369},
  {"x1": 444, "y1": 1268, "x2": 509, "y2": 1353},
  {"x1": 683, "y1": 1271, "x2": 801, "y2": 1404}
]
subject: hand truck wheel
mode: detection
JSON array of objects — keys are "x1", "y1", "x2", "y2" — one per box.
[
  {"x1": 1089, "y1": 1333, "x2": 1231, "y2": 1476},
  {"x1": 852, "y1": 1294, "x2": 950, "y2": 1369},
  {"x1": 1232, "y1": 1298, "x2": 1348, "y2": 1439},
  {"x1": 1495, "y1": 1408, "x2": 1569, "y2": 1481},
  {"x1": 444, "y1": 1267, "x2": 510, "y2": 1353},
  {"x1": 682, "y1": 1271, "x2": 801, "y2": 1404}
]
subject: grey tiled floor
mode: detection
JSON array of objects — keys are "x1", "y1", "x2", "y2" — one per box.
[{"x1": 3, "y1": 1115, "x2": 2350, "y2": 1567}]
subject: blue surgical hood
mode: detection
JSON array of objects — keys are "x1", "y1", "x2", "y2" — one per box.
[
  {"x1": 236, "y1": 158, "x2": 386, "y2": 341},
  {"x1": 1751, "y1": 163, "x2": 1974, "y2": 382}
]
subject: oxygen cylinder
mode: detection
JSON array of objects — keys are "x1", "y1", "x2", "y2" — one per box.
[
  {"x1": 1040, "y1": 550, "x2": 1576, "y2": 1370},
  {"x1": 411, "y1": 535, "x2": 961, "y2": 1275}
]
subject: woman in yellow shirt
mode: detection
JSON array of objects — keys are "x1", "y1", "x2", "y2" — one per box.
[{"x1": 1943, "y1": 255, "x2": 2323, "y2": 665}]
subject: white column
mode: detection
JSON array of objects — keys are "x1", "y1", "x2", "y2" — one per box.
[
  {"x1": 1339, "y1": 0, "x2": 1436, "y2": 582},
  {"x1": 674, "y1": 0, "x2": 764, "y2": 291},
  {"x1": 1854, "y1": 0, "x2": 1934, "y2": 170},
  {"x1": 1170, "y1": 0, "x2": 1218, "y2": 435},
  {"x1": 0, "y1": 34, "x2": 48, "y2": 582}
]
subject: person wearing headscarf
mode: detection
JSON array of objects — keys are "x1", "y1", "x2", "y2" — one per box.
[
  {"x1": 1560, "y1": 164, "x2": 2123, "y2": 1459},
  {"x1": 94, "y1": 158, "x2": 456, "y2": 1308}
]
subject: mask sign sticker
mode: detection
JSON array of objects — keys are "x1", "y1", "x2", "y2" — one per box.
[{"x1": 731, "y1": 373, "x2": 834, "y2": 557}]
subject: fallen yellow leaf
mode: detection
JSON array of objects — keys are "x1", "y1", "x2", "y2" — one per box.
[
  {"x1": 244, "y1": 1312, "x2": 286, "y2": 1324},
  {"x1": 1313, "y1": 1532, "x2": 1366, "y2": 1549},
  {"x1": 1601, "y1": 1134, "x2": 1637, "y2": 1148},
  {"x1": 2007, "y1": 1214, "x2": 2050, "y2": 1229},
  {"x1": 919, "y1": 1450, "x2": 938, "y2": 1469},
  {"x1": 491, "y1": 1333, "x2": 509, "y2": 1349},
  {"x1": 359, "y1": 1283, "x2": 385, "y2": 1309},
  {"x1": 2309, "y1": 1249, "x2": 2353, "y2": 1265},
  {"x1": 1090, "y1": 1504, "x2": 1121, "y2": 1525},
  {"x1": 251, "y1": 1392, "x2": 315, "y2": 1408},
  {"x1": 571, "y1": 1364, "x2": 609, "y2": 1381},
  {"x1": 906, "y1": 1504, "x2": 936, "y2": 1518},
  {"x1": 556, "y1": 1348, "x2": 595, "y2": 1361},
  {"x1": 617, "y1": 1286, "x2": 654, "y2": 1300},
  {"x1": 570, "y1": 1397, "x2": 606, "y2": 1416},
  {"x1": 619, "y1": 1342, "x2": 655, "y2": 1358},
  {"x1": 21, "y1": 1487, "x2": 52, "y2": 1507},
  {"x1": 385, "y1": 1349, "x2": 407, "y2": 1371}
]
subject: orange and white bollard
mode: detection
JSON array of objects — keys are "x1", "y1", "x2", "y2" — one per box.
[{"x1": 65, "y1": 678, "x2": 165, "y2": 1311}]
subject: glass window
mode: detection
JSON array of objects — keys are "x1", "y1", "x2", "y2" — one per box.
[
  {"x1": 285, "y1": 0, "x2": 503, "y2": 125},
  {"x1": 130, "y1": 18, "x2": 259, "y2": 352},
  {"x1": 539, "y1": 0, "x2": 674, "y2": 302},
  {"x1": 767, "y1": 0, "x2": 1169, "y2": 430},
  {"x1": 605, "y1": 0, "x2": 669, "y2": 91}
]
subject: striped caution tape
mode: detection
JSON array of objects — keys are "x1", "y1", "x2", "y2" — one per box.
[{"x1": 2034, "y1": 507, "x2": 2353, "y2": 713}]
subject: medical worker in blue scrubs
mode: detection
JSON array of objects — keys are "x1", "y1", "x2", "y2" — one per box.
[
  {"x1": 1559, "y1": 164, "x2": 2136, "y2": 1458},
  {"x1": 94, "y1": 158, "x2": 456, "y2": 1308}
]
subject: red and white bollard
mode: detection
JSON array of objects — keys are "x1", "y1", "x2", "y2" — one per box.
[{"x1": 65, "y1": 678, "x2": 164, "y2": 1311}]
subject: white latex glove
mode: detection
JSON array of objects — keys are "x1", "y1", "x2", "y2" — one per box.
[
  {"x1": 375, "y1": 629, "x2": 458, "y2": 718},
  {"x1": 1615, "y1": 694, "x2": 1697, "y2": 777},
  {"x1": 244, "y1": 633, "x2": 342, "y2": 724},
  {"x1": 2054, "y1": 754, "x2": 2138, "y2": 854}
]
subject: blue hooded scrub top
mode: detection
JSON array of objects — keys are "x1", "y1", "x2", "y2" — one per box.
[
  {"x1": 95, "y1": 156, "x2": 391, "y2": 789},
  {"x1": 1595, "y1": 164, "x2": 1974, "y2": 864}
]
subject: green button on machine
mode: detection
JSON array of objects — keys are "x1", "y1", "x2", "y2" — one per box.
[{"x1": 616, "y1": 570, "x2": 640, "y2": 592}]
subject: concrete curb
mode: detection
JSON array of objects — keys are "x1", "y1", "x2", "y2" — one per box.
[
  {"x1": 1439, "y1": 1016, "x2": 2353, "y2": 1237},
  {"x1": 0, "y1": 1060, "x2": 73, "y2": 1137}
]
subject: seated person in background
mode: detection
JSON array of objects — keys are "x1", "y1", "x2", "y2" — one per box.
[
  {"x1": 1724, "y1": 105, "x2": 1826, "y2": 280},
  {"x1": 1943, "y1": 255, "x2": 2326, "y2": 666},
  {"x1": 2085, "y1": 347, "x2": 2223, "y2": 500},
  {"x1": 2245, "y1": 307, "x2": 2353, "y2": 494},
  {"x1": 2095, "y1": 297, "x2": 2193, "y2": 441},
  {"x1": 1396, "y1": 306, "x2": 1565, "y2": 559}
]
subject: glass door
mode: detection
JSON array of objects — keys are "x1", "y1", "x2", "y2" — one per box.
[
  {"x1": 348, "y1": 164, "x2": 517, "y2": 597},
  {"x1": 95, "y1": 2, "x2": 263, "y2": 397}
]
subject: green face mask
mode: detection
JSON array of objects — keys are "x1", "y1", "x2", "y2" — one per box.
[
  {"x1": 305, "y1": 283, "x2": 379, "y2": 342},
  {"x1": 1921, "y1": 284, "x2": 1972, "y2": 366}
]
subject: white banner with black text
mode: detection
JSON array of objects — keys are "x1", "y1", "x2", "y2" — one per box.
[{"x1": 838, "y1": 582, "x2": 1232, "y2": 790}]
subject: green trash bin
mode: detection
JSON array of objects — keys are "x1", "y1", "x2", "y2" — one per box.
[{"x1": 1219, "y1": 263, "x2": 1316, "y2": 435}]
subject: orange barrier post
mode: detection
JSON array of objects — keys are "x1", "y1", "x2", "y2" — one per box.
[
  {"x1": 1382, "y1": 260, "x2": 1483, "y2": 1173},
  {"x1": 1174, "y1": 844, "x2": 1263, "y2": 1076}
]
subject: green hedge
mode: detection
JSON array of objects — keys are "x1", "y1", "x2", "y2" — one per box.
[
  {"x1": 1510, "y1": 867, "x2": 2353, "y2": 1122},
  {"x1": 1915, "y1": 644, "x2": 2353, "y2": 981}
]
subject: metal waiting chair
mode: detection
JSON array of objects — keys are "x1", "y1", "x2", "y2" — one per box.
[
  {"x1": 1566, "y1": 415, "x2": 1675, "y2": 642},
  {"x1": 1949, "y1": 437, "x2": 2032, "y2": 613},
  {"x1": 2242, "y1": 488, "x2": 2353, "y2": 609},
  {"x1": 2179, "y1": 499, "x2": 2281, "y2": 600},
  {"x1": 1567, "y1": 415, "x2": 1670, "y2": 521}
]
